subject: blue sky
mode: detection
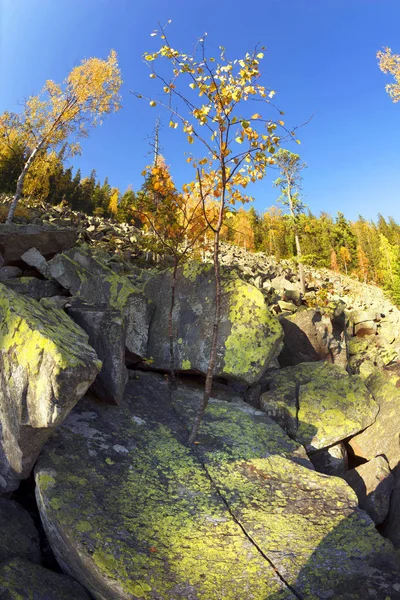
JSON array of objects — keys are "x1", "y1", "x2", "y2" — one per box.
[{"x1": 1, "y1": 0, "x2": 400, "y2": 221}]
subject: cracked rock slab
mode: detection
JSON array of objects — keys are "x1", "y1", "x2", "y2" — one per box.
[
  {"x1": 35, "y1": 373, "x2": 400, "y2": 599},
  {"x1": 260, "y1": 362, "x2": 379, "y2": 452}
]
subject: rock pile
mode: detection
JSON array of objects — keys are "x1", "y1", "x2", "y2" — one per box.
[{"x1": 1, "y1": 211, "x2": 400, "y2": 598}]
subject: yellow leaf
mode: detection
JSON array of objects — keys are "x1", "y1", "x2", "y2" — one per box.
[
  {"x1": 188, "y1": 135, "x2": 194, "y2": 144},
  {"x1": 149, "y1": 101, "x2": 156, "y2": 107},
  {"x1": 149, "y1": 73, "x2": 156, "y2": 79},
  {"x1": 235, "y1": 137, "x2": 243, "y2": 144},
  {"x1": 278, "y1": 120, "x2": 285, "y2": 126},
  {"x1": 251, "y1": 113, "x2": 261, "y2": 120},
  {"x1": 296, "y1": 139, "x2": 301, "y2": 145},
  {"x1": 186, "y1": 157, "x2": 192, "y2": 163},
  {"x1": 189, "y1": 83, "x2": 196, "y2": 89},
  {"x1": 257, "y1": 52, "x2": 264, "y2": 59},
  {"x1": 169, "y1": 120, "x2": 178, "y2": 129}
]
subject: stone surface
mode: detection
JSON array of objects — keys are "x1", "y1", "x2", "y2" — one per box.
[
  {"x1": 66, "y1": 302, "x2": 128, "y2": 404},
  {"x1": 144, "y1": 263, "x2": 284, "y2": 384},
  {"x1": 35, "y1": 373, "x2": 400, "y2": 600},
  {"x1": 0, "y1": 224, "x2": 77, "y2": 264},
  {"x1": 0, "y1": 266, "x2": 22, "y2": 280},
  {"x1": 3, "y1": 276, "x2": 63, "y2": 300},
  {"x1": 349, "y1": 371, "x2": 400, "y2": 469},
  {"x1": 0, "y1": 498, "x2": 41, "y2": 564},
  {"x1": 342, "y1": 456, "x2": 394, "y2": 525},
  {"x1": 42, "y1": 249, "x2": 153, "y2": 358},
  {"x1": 279, "y1": 308, "x2": 347, "y2": 367},
  {"x1": 260, "y1": 362, "x2": 379, "y2": 452},
  {"x1": 310, "y1": 442, "x2": 348, "y2": 475},
  {"x1": 0, "y1": 283, "x2": 101, "y2": 492},
  {"x1": 0, "y1": 558, "x2": 91, "y2": 600}
]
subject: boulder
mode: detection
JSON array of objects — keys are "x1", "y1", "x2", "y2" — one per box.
[
  {"x1": 32, "y1": 249, "x2": 153, "y2": 358},
  {"x1": 35, "y1": 373, "x2": 400, "y2": 599},
  {"x1": 0, "y1": 224, "x2": 77, "y2": 264},
  {"x1": 144, "y1": 263, "x2": 283, "y2": 384},
  {"x1": 0, "y1": 498, "x2": 41, "y2": 564},
  {"x1": 348, "y1": 371, "x2": 400, "y2": 469},
  {"x1": 66, "y1": 302, "x2": 128, "y2": 404},
  {"x1": 3, "y1": 276, "x2": 63, "y2": 300},
  {"x1": 341, "y1": 456, "x2": 394, "y2": 525},
  {"x1": 279, "y1": 308, "x2": 347, "y2": 367},
  {"x1": 0, "y1": 283, "x2": 101, "y2": 492},
  {"x1": 260, "y1": 362, "x2": 379, "y2": 452},
  {"x1": 0, "y1": 266, "x2": 22, "y2": 280},
  {"x1": 0, "y1": 558, "x2": 91, "y2": 600},
  {"x1": 310, "y1": 442, "x2": 348, "y2": 475}
]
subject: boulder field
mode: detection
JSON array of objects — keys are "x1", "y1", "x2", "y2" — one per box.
[{"x1": 1, "y1": 218, "x2": 400, "y2": 598}]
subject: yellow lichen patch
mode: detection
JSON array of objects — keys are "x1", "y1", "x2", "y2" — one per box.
[{"x1": 223, "y1": 277, "x2": 283, "y2": 382}]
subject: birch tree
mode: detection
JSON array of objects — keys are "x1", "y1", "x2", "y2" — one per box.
[{"x1": 1, "y1": 50, "x2": 122, "y2": 223}]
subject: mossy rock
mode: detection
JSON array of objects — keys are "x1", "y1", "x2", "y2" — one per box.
[
  {"x1": 36, "y1": 373, "x2": 400, "y2": 599},
  {"x1": 0, "y1": 558, "x2": 91, "y2": 599},
  {"x1": 144, "y1": 263, "x2": 283, "y2": 384},
  {"x1": 260, "y1": 362, "x2": 379, "y2": 452},
  {"x1": 0, "y1": 283, "x2": 101, "y2": 492}
]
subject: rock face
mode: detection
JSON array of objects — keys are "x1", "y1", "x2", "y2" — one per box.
[
  {"x1": 35, "y1": 374, "x2": 400, "y2": 600},
  {"x1": 342, "y1": 456, "x2": 394, "y2": 525},
  {"x1": 0, "y1": 283, "x2": 101, "y2": 492},
  {"x1": 0, "y1": 558, "x2": 91, "y2": 600},
  {"x1": 0, "y1": 498, "x2": 41, "y2": 564},
  {"x1": 27, "y1": 248, "x2": 153, "y2": 358},
  {"x1": 278, "y1": 308, "x2": 347, "y2": 368},
  {"x1": 144, "y1": 263, "x2": 284, "y2": 384},
  {"x1": 0, "y1": 224, "x2": 77, "y2": 264},
  {"x1": 260, "y1": 362, "x2": 379, "y2": 452},
  {"x1": 66, "y1": 302, "x2": 128, "y2": 404},
  {"x1": 3, "y1": 276, "x2": 63, "y2": 300}
]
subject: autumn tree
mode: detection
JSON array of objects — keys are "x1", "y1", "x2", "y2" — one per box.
[
  {"x1": 273, "y1": 149, "x2": 306, "y2": 294},
  {"x1": 135, "y1": 26, "x2": 295, "y2": 441},
  {"x1": 2, "y1": 50, "x2": 122, "y2": 223},
  {"x1": 377, "y1": 47, "x2": 400, "y2": 102},
  {"x1": 339, "y1": 246, "x2": 351, "y2": 275},
  {"x1": 330, "y1": 248, "x2": 339, "y2": 272},
  {"x1": 135, "y1": 155, "x2": 206, "y2": 387}
]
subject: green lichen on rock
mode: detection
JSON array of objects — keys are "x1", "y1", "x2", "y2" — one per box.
[
  {"x1": 261, "y1": 362, "x2": 379, "y2": 452},
  {"x1": 223, "y1": 277, "x2": 283, "y2": 381},
  {"x1": 35, "y1": 378, "x2": 291, "y2": 600},
  {"x1": 0, "y1": 283, "x2": 101, "y2": 492},
  {"x1": 36, "y1": 373, "x2": 400, "y2": 599},
  {"x1": 144, "y1": 263, "x2": 283, "y2": 384}
]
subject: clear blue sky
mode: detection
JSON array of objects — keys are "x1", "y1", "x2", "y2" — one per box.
[{"x1": 1, "y1": 0, "x2": 400, "y2": 221}]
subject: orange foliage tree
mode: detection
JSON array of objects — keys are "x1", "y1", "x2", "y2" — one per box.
[{"x1": 135, "y1": 155, "x2": 206, "y2": 386}]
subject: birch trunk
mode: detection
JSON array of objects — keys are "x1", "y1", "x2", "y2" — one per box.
[{"x1": 6, "y1": 145, "x2": 41, "y2": 224}]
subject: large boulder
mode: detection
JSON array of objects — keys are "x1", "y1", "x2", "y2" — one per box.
[
  {"x1": 0, "y1": 558, "x2": 91, "y2": 600},
  {"x1": 349, "y1": 371, "x2": 400, "y2": 469},
  {"x1": 25, "y1": 248, "x2": 153, "y2": 358},
  {"x1": 144, "y1": 263, "x2": 284, "y2": 384},
  {"x1": 0, "y1": 283, "x2": 101, "y2": 492},
  {"x1": 278, "y1": 308, "x2": 347, "y2": 368},
  {"x1": 3, "y1": 276, "x2": 63, "y2": 300},
  {"x1": 341, "y1": 456, "x2": 394, "y2": 525},
  {"x1": 0, "y1": 224, "x2": 77, "y2": 265},
  {"x1": 0, "y1": 498, "x2": 41, "y2": 564},
  {"x1": 35, "y1": 374, "x2": 400, "y2": 599},
  {"x1": 260, "y1": 362, "x2": 379, "y2": 452}
]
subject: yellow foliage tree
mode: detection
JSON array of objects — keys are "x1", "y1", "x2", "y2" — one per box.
[
  {"x1": 108, "y1": 187, "x2": 120, "y2": 216},
  {"x1": 232, "y1": 207, "x2": 255, "y2": 250},
  {"x1": 135, "y1": 25, "x2": 297, "y2": 441},
  {"x1": 377, "y1": 47, "x2": 400, "y2": 102},
  {"x1": 2, "y1": 50, "x2": 122, "y2": 223}
]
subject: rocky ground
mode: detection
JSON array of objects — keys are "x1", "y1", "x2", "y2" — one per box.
[{"x1": 1, "y1": 200, "x2": 400, "y2": 598}]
